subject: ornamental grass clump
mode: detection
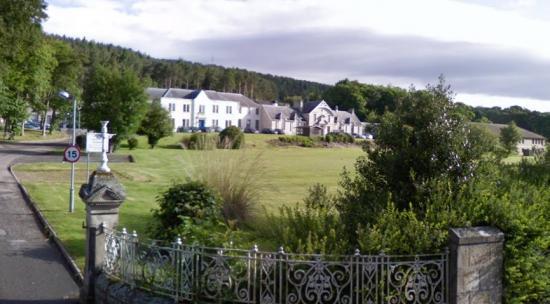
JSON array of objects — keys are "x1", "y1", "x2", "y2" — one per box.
[{"x1": 183, "y1": 150, "x2": 268, "y2": 227}]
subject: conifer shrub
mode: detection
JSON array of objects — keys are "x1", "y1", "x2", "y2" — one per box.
[
  {"x1": 219, "y1": 126, "x2": 244, "y2": 149},
  {"x1": 127, "y1": 137, "x2": 138, "y2": 150},
  {"x1": 148, "y1": 181, "x2": 227, "y2": 245}
]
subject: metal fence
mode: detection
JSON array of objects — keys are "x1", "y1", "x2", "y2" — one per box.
[{"x1": 104, "y1": 228, "x2": 449, "y2": 303}]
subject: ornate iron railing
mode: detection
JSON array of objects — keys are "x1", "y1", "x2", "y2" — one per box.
[{"x1": 104, "y1": 228, "x2": 449, "y2": 303}]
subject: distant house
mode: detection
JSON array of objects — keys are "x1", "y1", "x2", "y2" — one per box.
[
  {"x1": 472, "y1": 122, "x2": 546, "y2": 155},
  {"x1": 146, "y1": 88, "x2": 261, "y2": 132},
  {"x1": 259, "y1": 100, "x2": 365, "y2": 136},
  {"x1": 258, "y1": 102, "x2": 303, "y2": 135}
]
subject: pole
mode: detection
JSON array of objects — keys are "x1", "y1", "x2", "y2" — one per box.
[{"x1": 69, "y1": 97, "x2": 76, "y2": 213}]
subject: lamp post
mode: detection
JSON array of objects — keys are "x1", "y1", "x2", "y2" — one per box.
[{"x1": 59, "y1": 90, "x2": 77, "y2": 213}]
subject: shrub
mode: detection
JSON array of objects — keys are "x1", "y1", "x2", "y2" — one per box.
[
  {"x1": 182, "y1": 133, "x2": 216, "y2": 150},
  {"x1": 127, "y1": 137, "x2": 138, "y2": 150},
  {"x1": 219, "y1": 126, "x2": 244, "y2": 149},
  {"x1": 184, "y1": 151, "x2": 267, "y2": 227},
  {"x1": 324, "y1": 132, "x2": 354, "y2": 144},
  {"x1": 266, "y1": 184, "x2": 347, "y2": 254},
  {"x1": 278, "y1": 135, "x2": 315, "y2": 147},
  {"x1": 148, "y1": 181, "x2": 228, "y2": 245}
]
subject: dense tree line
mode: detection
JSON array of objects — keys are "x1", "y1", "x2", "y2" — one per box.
[
  {"x1": 54, "y1": 35, "x2": 329, "y2": 101},
  {"x1": 323, "y1": 78, "x2": 549, "y2": 139}
]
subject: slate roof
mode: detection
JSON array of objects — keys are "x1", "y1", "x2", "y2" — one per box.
[
  {"x1": 471, "y1": 122, "x2": 546, "y2": 139},
  {"x1": 302, "y1": 101, "x2": 323, "y2": 113},
  {"x1": 163, "y1": 88, "x2": 199, "y2": 99},
  {"x1": 147, "y1": 88, "x2": 259, "y2": 107},
  {"x1": 335, "y1": 110, "x2": 362, "y2": 124},
  {"x1": 203, "y1": 90, "x2": 258, "y2": 107},
  {"x1": 146, "y1": 88, "x2": 168, "y2": 100},
  {"x1": 261, "y1": 104, "x2": 301, "y2": 121}
]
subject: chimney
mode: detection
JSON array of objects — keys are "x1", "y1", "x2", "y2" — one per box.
[
  {"x1": 272, "y1": 100, "x2": 278, "y2": 107},
  {"x1": 300, "y1": 100, "x2": 303, "y2": 111},
  {"x1": 351, "y1": 108, "x2": 355, "y2": 115},
  {"x1": 335, "y1": 105, "x2": 339, "y2": 112}
]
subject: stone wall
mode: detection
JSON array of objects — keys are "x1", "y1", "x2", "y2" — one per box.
[{"x1": 449, "y1": 226, "x2": 504, "y2": 304}]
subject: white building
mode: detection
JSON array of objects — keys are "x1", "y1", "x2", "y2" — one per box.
[
  {"x1": 147, "y1": 88, "x2": 261, "y2": 132},
  {"x1": 259, "y1": 100, "x2": 365, "y2": 136}
]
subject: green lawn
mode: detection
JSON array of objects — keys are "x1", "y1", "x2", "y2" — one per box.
[
  {"x1": 1, "y1": 129, "x2": 68, "y2": 142},
  {"x1": 14, "y1": 133, "x2": 363, "y2": 268}
]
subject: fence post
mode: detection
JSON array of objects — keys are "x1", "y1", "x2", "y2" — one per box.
[
  {"x1": 448, "y1": 226, "x2": 504, "y2": 304},
  {"x1": 79, "y1": 170, "x2": 126, "y2": 303}
]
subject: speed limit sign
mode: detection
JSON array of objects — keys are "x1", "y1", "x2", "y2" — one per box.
[{"x1": 63, "y1": 145, "x2": 81, "y2": 163}]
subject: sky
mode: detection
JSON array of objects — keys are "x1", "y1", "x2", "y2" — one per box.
[{"x1": 43, "y1": 0, "x2": 550, "y2": 112}]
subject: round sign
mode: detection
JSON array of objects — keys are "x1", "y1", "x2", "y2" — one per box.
[{"x1": 64, "y1": 145, "x2": 81, "y2": 163}]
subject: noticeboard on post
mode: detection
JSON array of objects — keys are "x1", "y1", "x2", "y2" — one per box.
[{"x1": 86, "y1": 132, "x2": 109, "y2": 153}]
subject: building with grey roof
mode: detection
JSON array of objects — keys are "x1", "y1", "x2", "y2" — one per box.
[
  {"x1": 147, "y1": 88, "x2": 261, "y2": 132},
  {"x1": 259, "y1": 100, "x2": 365, "y2": 136},
  {"x1": 471, "y1": 122, "x2": 546, "y2": 155}
]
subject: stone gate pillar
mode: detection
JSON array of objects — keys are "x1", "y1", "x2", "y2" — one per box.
[
  {"x1": 79, "y1": 170, "x2": 126, "y2": 303},
  {"x1": 449, "y1": 226, "x2": 504, "y2": 304}
]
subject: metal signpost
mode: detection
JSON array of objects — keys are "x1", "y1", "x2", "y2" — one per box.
[{"x1": 85, "y1": 121, "x2": 114, "y2": 175}]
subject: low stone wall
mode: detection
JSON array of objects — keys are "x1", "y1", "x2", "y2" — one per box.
[{"x1": 94, "y1": 273, "x2": 173, "y2": 304}]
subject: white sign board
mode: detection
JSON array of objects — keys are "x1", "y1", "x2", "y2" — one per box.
[{"x1": 86, "y1": 132, "x2": 112, "y2": 153}]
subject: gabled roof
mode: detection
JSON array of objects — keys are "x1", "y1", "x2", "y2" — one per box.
[
  {"x1": 261, "y1": 104, "x2": 301, "y2": 121},
  {"x1": 163, "y1": 88, "x2": 198, "y2": 99},
  {"x1": 335, "y1": 110, "x2": 362, "y2": 124},
  {"x1": 147, "y1": 88, "x2": 259, "y2": 107},
  {"x1": 146, "y1": 88, "x2": 168, "y2": 100},
  {"x1": 302, "y1": 101, "x2": 323, "y2": 113},
  {"x1": 471, "y1": 122, "x2": 546, "y2": 140},
  {"x1": 203, "y1": 90, "x2": 258, "y2": 107}
]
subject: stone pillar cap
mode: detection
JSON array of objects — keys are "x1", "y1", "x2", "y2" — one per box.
[{"x1": 449, "y1": 226, "x2": 504, "y2": 245}]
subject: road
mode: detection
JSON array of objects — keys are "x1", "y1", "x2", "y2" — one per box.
[{"x1": 0, "y1": 140, "x2": 79, "y2": 303}]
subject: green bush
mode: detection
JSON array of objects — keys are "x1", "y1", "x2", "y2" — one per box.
[
  {"x1": 219, "y1": 126, "x2": 244, "y2": 149},
  {"x1": 182, "y1": 133, "x2": 216, "y2": 150},
  {"x1": 278, "y1": 135, "x2": 315, "y2": 147},
  {"x1": 324, "y1": 132, "x2": 354, "y2": 144},
  {"x1": 127, "y1": 137, "x2": 138, "y2": 150},
  {"x1": 266, "y1": 184, "x2": 347, "y2": 254},
  {"x1": 148, "y1": 181, "x2": 227, "y2": 245}
]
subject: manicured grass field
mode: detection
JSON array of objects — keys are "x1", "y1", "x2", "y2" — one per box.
[
  {"x1": 1, "y1": 129, "x2": 68, "y2": 142},
  {"x1": 14, "y1": 133, "x2": 364, "y2": 268}
]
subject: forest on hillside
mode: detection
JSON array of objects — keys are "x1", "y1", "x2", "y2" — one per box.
[{"x1": 55, "y1": 35, "x2": 329, "y2": 102}]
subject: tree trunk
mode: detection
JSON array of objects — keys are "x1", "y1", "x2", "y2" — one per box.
[
  {"x1": 42, "y1": 100, "x2": 49, "y2": 136},
  {"x1": 49, "y1": 109, "x2": 57, "y2": 135}
]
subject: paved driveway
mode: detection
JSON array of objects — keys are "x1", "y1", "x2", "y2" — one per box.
[{"x1": 0, "y1": 141, "x2": 79, "y2": 303}]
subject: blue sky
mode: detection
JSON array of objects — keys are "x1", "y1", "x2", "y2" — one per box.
[{"x1": 44, "y1": 0, "x2": 550, "y2": 112}]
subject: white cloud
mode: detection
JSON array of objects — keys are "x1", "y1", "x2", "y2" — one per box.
[{"x1": 43, "y1": 0, "x2": 550, "y2": 111}]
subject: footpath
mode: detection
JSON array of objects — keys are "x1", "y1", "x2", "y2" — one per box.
[{"x1": 0, "y1": 140, "x2": 79, "y2": 303}]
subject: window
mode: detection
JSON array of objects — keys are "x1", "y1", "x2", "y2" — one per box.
[
  {"x1": 199, "y1": 105, "x2": 205, "y2": 113},
  {"x1": 171, "y1": 118, "x2": 175, "y2": 127},
  {"x1": 212, "y1": 105, "x2": 219, "y2": 113},
  {"x1": 239, "y1": 106, "x2": 242, "y2": 114},
  {"x1": 255, "y1": 120, "x2": 259, "y2": 130},
  {"x1": 212, "y1": 119, "x2": 218, "y2": 127},
  {"x1": 183, "y1": 104, "x2": 190, "y2": 112},
  {"x1": 334, "y1": 117, "x2": 338, "y2": 123},
  {"x1": 169, "y1": 103, "x2": 176, "y2": 111},
  {"x1": 226, "y1": 106, "x2": 232, "y2": 114},
  {"x1": 255, "y1": 108, "x2": 260, "y2": 115},
  {"x1": 246, "y1": 119, "x2": 251, "y2": 128},
  {"x1": 225, "y1": 120, "x2": 232, "y2": 127},
  {"x1": 182, "y1": 119, "x2": 190, "y2": 127},
  {"x1": 238, "y1": 119, "x2": 242, "y2": 128}
]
